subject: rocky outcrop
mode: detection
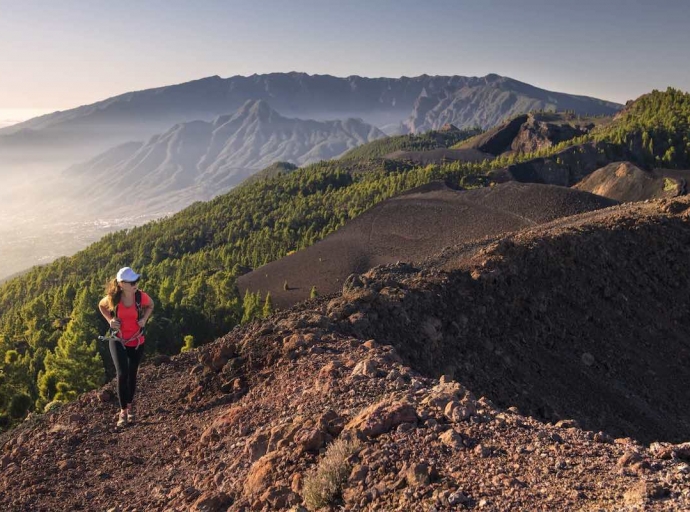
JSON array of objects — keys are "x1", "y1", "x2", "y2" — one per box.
[
  {"x1": 490, "y1": 140, "x2": 630, "y2": 186},
  {"x1": 574, "y1": 161, "x2": 688, "y2": 202},
  {"x1": 509, "y1": 113, "x2": 592, "y2": 153}
]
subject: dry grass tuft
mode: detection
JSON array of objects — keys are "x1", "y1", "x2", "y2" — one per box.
[{"x1": 302, "y1": 437, "x2": 361, "y2": 510}]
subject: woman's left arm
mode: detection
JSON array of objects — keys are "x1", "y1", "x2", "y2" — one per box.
[{"x1": 138, "y1": 298, "x2": 155, "y2": 328}]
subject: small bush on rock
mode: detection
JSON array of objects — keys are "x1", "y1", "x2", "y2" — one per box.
[
  {"x1": 43, "y1": 400, "x2": 63, "y2": 413},
  {"x1": 302, "y1": 437, "x2": 361, "y2": 510}
]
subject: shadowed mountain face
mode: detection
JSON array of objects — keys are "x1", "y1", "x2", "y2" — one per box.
[
  {"x1": 0, "y1": 73, "x2": 620, "y2": 169},
  {"x1": 238, "y1": 181, "x2": 617, "y2": 309},
  {"x1": 63, "y1": 100, "x2": 385, "y2": 215}
]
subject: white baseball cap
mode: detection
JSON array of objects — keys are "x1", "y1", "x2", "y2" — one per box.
[{"x1": 116, "y1": 267, "x2": 141, "y2": 283}]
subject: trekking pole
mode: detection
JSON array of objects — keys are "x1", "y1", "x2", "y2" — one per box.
[{"x1": 98, "y1": 329, "x2": 124, "y2": 345}]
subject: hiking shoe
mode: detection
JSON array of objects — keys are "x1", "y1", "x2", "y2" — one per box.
[
  {"x1": 127, "y1": 405, "x2": 135, "y2": 424},
  {"x1": 117, "y1": 411, "x2": 127, "y2": 427}
]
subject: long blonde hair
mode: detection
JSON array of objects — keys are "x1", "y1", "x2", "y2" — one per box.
[{"x1": 104, "y1": 278, "x2": 122, "y2": 311}]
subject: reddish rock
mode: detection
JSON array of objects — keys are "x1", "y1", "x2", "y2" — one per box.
[
  {"x1": 350, "y1": 358, "x2": 381, "y2": 379},
  {"x1": 290, "y1": 472, "x2": 303, "y2": 493},
  {"x1": 259, "y1": 485, "x2": 294, "y2": 509},
  {"x1": 650, "y1": 441, "x2": 690, "y2": 461},
  {"x1": 362, "y1": 339, "x2": 378, "y2": 349},
  {"x1": 244, "y1": 451, "x2": 284, "y2": 497},
  {"x1": 345, "y1": 399, "x2": 417, "y2": 438},
  {"x1": 200, "y1": 343, "x2": 236, "y2": 372},
  {"x1": 96, "y1": 390, "x2": 112, "y2": 403},
  {"x1": 200, "y1": 405, "x2": 247, "y2": 444},
  {"x1": 282, "y1": 334, "x2": 307, "y2": 354},
  {"x1": 440, "y1": 429, "x2": 464, "y2": 450},
  {"x1": 617, "y1": 451, "x2": 642, "y2": 468},
  {"x1": 555, "y1": 419, "x2": 579, "y2": 429},
  {"x1": 294, "y1": 427, "x2": 329, "y2": 453},
  {"x1": 68, "y1": 413, "x2": 84, "y2": 424},
  {"x1": 422, "y1": 381, "x2": 466, "y2": 410},
  {"x1": 444, "y1": 402, "x2": 472, "y2": 423},
  {"x1": 404, "y1": 463, "x2": 432, "y2": 486},
  {"x1": 58, "y1": 459, "x2": 75, "y2": 470},
  {"x1": 245, "y1": 431, "x2": 270, "y2": 462},
  {"x1": 191, "y1": 492, "x2": 232, "y2": 512}
]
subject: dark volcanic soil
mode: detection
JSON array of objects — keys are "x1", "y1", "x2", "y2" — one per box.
[
  {"x1": 332, "y1": 200, "x2": 690, "y2": 444},
  {"x1": 1, "y1": 196, "x2": 689, "y2": 511},
  {"x1": 239, "y1": 181, "x2": 616, "y2": 309}
]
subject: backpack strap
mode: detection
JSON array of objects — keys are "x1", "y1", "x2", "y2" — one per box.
[{"x1": 135, "y1": 290, "x2": 142, "y2": 320}]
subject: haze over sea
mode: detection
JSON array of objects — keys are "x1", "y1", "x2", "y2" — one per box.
[{"x1": 0, "y1": 109, "x2": 55, "y2": 129}]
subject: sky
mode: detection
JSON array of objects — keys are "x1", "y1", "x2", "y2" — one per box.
[{"x1": 1, "y1": 0, "x2": 689, "y2": 122}]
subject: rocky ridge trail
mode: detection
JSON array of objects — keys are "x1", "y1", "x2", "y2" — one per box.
[{"x1": 1, "y1": 197, "x2": 690, "y2": 511}]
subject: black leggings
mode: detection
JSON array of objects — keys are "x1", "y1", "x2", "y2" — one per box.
[{"x1": 109, "y1": 339, "x2": 145, "y2": 409}]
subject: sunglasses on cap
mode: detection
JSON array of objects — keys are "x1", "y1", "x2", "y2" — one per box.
[{"x1": 122, "y1": 280, "x2": 140, "y2": 285}]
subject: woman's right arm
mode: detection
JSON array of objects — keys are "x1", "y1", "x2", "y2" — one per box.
[{"x1": 99, "y1": 298, "x2": 120, "y2": 330}]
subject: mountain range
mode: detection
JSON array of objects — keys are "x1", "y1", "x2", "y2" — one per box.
[{"x1": 0, "y1": 73, "x2": 621, "y2": 169}]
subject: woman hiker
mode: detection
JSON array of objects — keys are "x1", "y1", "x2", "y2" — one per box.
[{"x1": 98, "y1": 267, "x2": 154, "y2": 427}]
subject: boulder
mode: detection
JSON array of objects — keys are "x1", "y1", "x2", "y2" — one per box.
[
  {"x1": 439, "y1": 429, "x2": 464, "y2": 450},
  {"x1": 191, "y1": 492, "x2": 233, "y2": 512},
  {"x1": 345, "y1": 399, "x2": 417, "y2": 438},
  {"x1": 244, "y1": 451, "x2": 284, "y2": 497}
]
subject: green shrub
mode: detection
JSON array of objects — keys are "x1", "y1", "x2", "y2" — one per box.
[
  {"x1": 181, "y1": 335, "x2": 195, "y2": 353},
  {"x1": 302, "y1": 437, "x2": 361, "y2": 510},
  {"x1": 9, "y1": 393, "x2": 32, "y2": 419},
  {"x1": 4, "y1": 350, "x2": 19, "y2": 364}
]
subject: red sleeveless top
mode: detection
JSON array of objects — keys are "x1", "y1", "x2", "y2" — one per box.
[{"x1": 116, "y1": 292, "x2": 151, "y2": 347}]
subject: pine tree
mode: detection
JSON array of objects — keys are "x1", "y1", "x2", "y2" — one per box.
[
  {"x1": 262, "y1": 292, "x2": 273, "y2": 318},
  {"x1": 241, "y1": 289, "x2": 262, "y2": 324},
  {"x1": 158, "y1": 277, "x2": 174, "y2": 307},
  {"x1": 39, "y1": 286, "x2": 105, "y2": 404}
]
